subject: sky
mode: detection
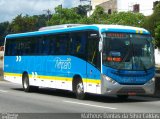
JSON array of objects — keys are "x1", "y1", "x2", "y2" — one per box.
[{"x1": 0, "y1": 0, "x2": 84, "y2": 23}]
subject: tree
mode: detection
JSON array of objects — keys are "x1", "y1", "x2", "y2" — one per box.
[
  {"x1": 0, "y1": 22, "x2": 10, "y2": 45},
  {"x1": 143, "y1": 3, "x2": 160, "y2": 48},
  {"x1": 143, "y1": 3, "x2": 160, "y2": 36},
  {"x1": 32, "y1": 14, "x2": 47, "y2": 28},
  {"x1": 155, "y1": 24, "x2": 160, "y2": 47},
  {"x1": 90, "y1": 6, "x2": 108, "y2": 24},
  {"x1": 9, "y1": 14, "x2": 38, "y2": 33},
  {"x1": 74, "y1": 5, "x2": 89, "y2": 17},
  {"x1": 106, "y1": 12, "x2": 145, "y2": 27},
  {"x1": 48, "y1": 6, "x2": 82, "y2": 25}
]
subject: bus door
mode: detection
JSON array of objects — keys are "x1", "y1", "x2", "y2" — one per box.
[{"x1": 87, "y1": 31, "x2": 101, "y2": 94}]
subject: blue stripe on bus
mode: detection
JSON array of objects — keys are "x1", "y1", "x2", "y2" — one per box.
[
  {"x1": 4, "y1": 55, "x2": 154, "y2": 85},
  {"x1": 6, "y1": 25, "x2": 151, "y2": 39},
  {"x1": 101, "y1": 28, "x2": 150, "y2": 34},
  {"x1": 103, "y1": 66, "x2": 155, "y2": 85},
  {"x1": 4, "y1": 56, "x2": 101, "y2": 80},
  {"x1": 6, "y1": 26, "x2": 99, "y2": 39}
]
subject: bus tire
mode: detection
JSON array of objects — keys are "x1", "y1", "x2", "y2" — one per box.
[
  {"x1": 75, "y1": 79, "x2": 86, "y2": 100},
  {"x1": 117, "y1": 95, "x2": 129, "y2": 100},
  {"x1": 22, "y1": 73, "x2": 38, "y2": 92}
]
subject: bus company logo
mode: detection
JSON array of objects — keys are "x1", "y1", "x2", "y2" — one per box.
[{"x1": 54, "y1": 57, "x2": 71, "y2": 70}]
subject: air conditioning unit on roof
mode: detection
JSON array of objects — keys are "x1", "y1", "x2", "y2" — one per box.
[{"x1": 39, "y1": 24, "x2": 84, "y2": 31}]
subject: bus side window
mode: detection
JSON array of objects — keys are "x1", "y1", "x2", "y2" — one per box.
[
  {"x1": 54, "y1": 33, "x2": 69, "y2": 55},
  {"x1": 5, "y1": 39, "x2": 11, "y2": 56},
  {"x1": 36, "y1": 37, "x2": 42, "y2": 55},
  {"x1": 59, "y1": 35, "x2": 67, "y2": 55},
  {"x1": 41, "y1": 36, "x2": 50, "y2": 55},
  {"x1": 15, "y1": 40, "x2": 22, "y2": 56},
  {"x1": 70, "y1": 32, "x2": 87, "y2": 59},
  {"x1": 55, "y1": 36, "x2": 60, "y2": 55},
  {"x1": 87, "y1": 31, "x2": 100, "y2": 69},
  {"x1": 49, "y1": 37, "x2": 55, "y2": 55}
]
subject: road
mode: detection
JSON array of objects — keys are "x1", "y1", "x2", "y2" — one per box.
[{"x1": 0, "y1": 81, "x2": 160, "y2": 119}]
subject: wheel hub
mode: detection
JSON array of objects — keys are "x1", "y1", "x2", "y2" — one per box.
[
  {"x1": 24, "y1": 78, "x2": 28, "y2": 89},
  {"x1": 77, "y1": 83, "x2": 84, "y2": 94}
]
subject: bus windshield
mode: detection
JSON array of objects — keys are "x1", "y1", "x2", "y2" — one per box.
[{"x1": 102, "y1": 33, "x2": 154, "y2": 71}]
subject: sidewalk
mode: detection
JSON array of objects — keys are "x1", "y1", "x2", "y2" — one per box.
[
  {"x1": 0, "y1": 60, "x2": 3, "y2": 81},
  {"x1": 154, "y1": 70, "x2": 160, "y2": 98},
  {"x1": 0, "y1": 67, "x2": 3, "y2": 81},
  {"x1": 0, "y1": 52, "x2": 3, "y2": 81}
]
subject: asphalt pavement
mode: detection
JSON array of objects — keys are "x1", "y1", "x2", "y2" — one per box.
[{"x1": 0, "y1": 81, "x2": 160, "y2": 119}]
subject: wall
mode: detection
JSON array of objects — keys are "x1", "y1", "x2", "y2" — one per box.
[
  {"x1": 155, "y1": 49, "x2": 160, "y2": 66},
  {"x1": 117, "y1": 0, "x2": 158, "y2": 16},
  {"x1": 92, "y1": 0, "x2": 159, "y2": 16},
  {"x1": 98, "y1": 0, "x2": 117, "y2": 14},
  {"x1": 92, "y1": 0, "x2": 109, "y2": 9}
]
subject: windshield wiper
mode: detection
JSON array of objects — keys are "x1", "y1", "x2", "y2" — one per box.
[{"x1": 139, "y1": 57, "x2": 148, "y2": 73}]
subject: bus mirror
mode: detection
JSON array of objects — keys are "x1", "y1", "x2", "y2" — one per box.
[{"x1": 99, "y1": 41, "x2": 103, "y2": 52}]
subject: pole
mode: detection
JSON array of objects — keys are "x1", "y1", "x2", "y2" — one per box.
[
  {"x1": 89, "y1": 0, "x2": 91, "y2": 16},
  {"x1": 59, "y1": 4, "x2": 62, "y2": 24}
]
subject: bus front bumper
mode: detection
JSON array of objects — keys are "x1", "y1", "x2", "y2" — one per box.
[{"x1": 101, "y1": 75, "x2": 155, "y2": 96}]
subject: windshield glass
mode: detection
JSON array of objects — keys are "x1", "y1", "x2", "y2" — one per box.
[{"x1": 102, "y1": 33, "x2": 154, "y2": 70}]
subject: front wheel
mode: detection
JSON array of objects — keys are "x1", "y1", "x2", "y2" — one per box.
[{"x1": 75, "y1": 80, "x2": 86, "y2": 100}]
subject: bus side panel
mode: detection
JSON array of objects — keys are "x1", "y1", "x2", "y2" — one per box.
[
  {"x1": 4, "y1": 55, "x2": 88, "y2": 92},
  {"x1": 4, "y1": 56, "x2": 22, "y2": 84},
  {"x1": 86, "y1": 63, "x2": 101, "y2": 94},
  {"x1": 26, "y1": 55, "x2": 88, "y2": 92},
  {"x1": 46, "y1": 56, "x2": 87, "y2": 91}
]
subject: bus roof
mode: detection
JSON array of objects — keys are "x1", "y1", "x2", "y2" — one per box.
[{"x1": 6, "y1": 24, "x2": 150, "y2": 39}]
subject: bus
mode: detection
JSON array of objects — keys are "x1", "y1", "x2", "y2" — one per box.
[{"x1": 4, "y1": 24, "x2": 155, "y2": 99}]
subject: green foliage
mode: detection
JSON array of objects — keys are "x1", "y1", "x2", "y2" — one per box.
[
  {"x1": 155, "y1": 24, "x2": 160, "y2": 47},
  {"x1": 91, "y1": 6, "x2": 108, "y2": 19},
  {"x1": 90, "y1": 6, "x2": 108, "y2": 24},
  {"x1": 9, "y1": 14, "x2": 38, "y2": 33},
  {"x1": 143, "y1": 3, "x2": 160, "y2": 35},
  {"x1": 48, "y1": 6, "x2": 82, "y2": 25},
  {"x1": 33, "y1": 14, "x2": 47, "y2": 28},
  {"x1": 79, "y1": 17, "x2": 94, "y2": 24},
  {"x1": 0, "y1": 21, "x2": 10, "y2": 45},
  {"x1": 48, "y1": 6, "x2": 108, "y2": 25},
  {"x1": 106, "y1": 12, "x2": 145, "y2": 27},
  {"x1": 0, "y1": 22, "x2": 10, "y2": 37},
  {"x1": 74, "y1": 5, "x2": 89, "y2": 16},
  {"x1": 143, "y1": 3, "x2": 160, "y2": 48}
]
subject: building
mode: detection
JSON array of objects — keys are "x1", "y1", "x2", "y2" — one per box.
[
  {"x1": 91, "y1": 0, "x2": 160, "y2": 16},
  {"x1": 91, "y1": 0, "x2": 109, "y2": 10},
  {"x1": 155, "y1": 49, "x2": 160, "y2": 66}
]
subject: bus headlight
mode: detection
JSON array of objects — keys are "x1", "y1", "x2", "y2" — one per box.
[
  {"x1": 102, "y1": 75, "x2": 116, "y2": 84},
  {"x1": 147, "y1": 78, "x2": 155, "y2": 84}
]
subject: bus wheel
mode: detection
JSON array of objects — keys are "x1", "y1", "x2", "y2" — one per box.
[
  {"x1": 22, "y1": 73, "x2": 38, "y2": 92},
  {"x1": 117, "y1": 95, "x2": 129, "y2": 100},
  {"x1": 75, "y1": 80, "x2": 86, "y2": 100},
  {"x1": 22, "y1": 74, "x2": 31, "y2": 92}
]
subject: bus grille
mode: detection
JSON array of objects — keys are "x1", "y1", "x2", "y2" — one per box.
[{"x1": 117, "y1": 87, "x2": 145, "y2": 95}]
